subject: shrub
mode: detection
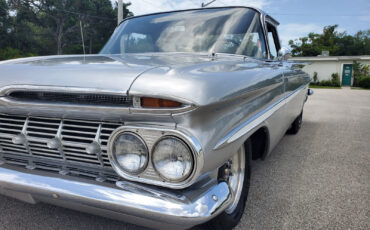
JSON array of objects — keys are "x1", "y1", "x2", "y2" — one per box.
[
  {"x1": 358, "y1": 76, "x2": 370, "y2": 89},
  {"x1": 310, "y1": 72, "x2": 320, "y2": 86},
  {"x1": 319, "y1": 80, "x2": 333, "y2": 86},
  {"x1": 0, "y1": 47, "x2": 22, "y2": 61},
  {"x1": 331, "y1": 73, "x2": 341, "y2": 87},
  {"x1": 313, "y1": 72, "x2": 318, "y2": 84},
  {"x1": 331, "y1": 81, "x2": 341, "y2": 87},
  {"x1": 310, "y1": 72, "x2": 341, "y2": 87},
  {"x1": 0, "y1": 47, "x2": 35, "y2": 61}
]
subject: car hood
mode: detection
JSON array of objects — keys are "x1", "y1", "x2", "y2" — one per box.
[
  {"x1": 0, "y1": 53, "x2": 228, "y2": 93},
  {"x1": 0, "y1": 53, "x2": 274, "y2": 105},
  {"x1": 0, "y1": 55, "x2": 159, "y2": 95}
]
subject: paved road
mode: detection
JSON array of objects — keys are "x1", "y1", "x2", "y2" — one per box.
[{"x1": 1, "y1": 88, "x2": 369, "y2": 230}]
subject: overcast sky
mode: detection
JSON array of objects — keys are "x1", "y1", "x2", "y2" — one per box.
[{"x1": 112, "y1": 0, "x2": 370, "y2": 47}]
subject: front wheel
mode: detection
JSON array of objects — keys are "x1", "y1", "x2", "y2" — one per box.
[
  {"x1": 287, "y1": 111, "x2": 303, "y2": 135},
  {"x1": 201, "y1": 139, "x2": 252, "y2": 230}
]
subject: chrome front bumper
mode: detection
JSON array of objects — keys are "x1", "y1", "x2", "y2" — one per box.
[{"x1": 0, "y1": 164, "x2": 231, "y2": 229}]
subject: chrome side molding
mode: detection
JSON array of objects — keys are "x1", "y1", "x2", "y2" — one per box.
[{"x1": 214, "y1": 85, "x2": 307, "y2": 150}]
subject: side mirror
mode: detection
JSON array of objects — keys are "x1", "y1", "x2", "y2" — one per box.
[
  {"x1": 278, "y1": 47, "x2": 292, "y2": 61},
  {"x1": 308, "y1": 89, "x2": 314, "y2": 96}
]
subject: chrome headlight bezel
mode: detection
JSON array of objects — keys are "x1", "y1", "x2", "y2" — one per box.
[
  {"x1": 151, "y1": 136, "x2": 194, "y2": 183},
  {"x1": 109, "y1": 131, "x2": 149, "y2": 175},
  {"x1": 107, "y1": 126, "x2": 203, "y2": 189}
]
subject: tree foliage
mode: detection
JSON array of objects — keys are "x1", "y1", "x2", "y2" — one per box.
[
  {"x1": 358, "y1": 76, "x2": 370, "y2": 89},
  {"x1": 289, "y1": 25, "x2": 370, "y2": 57},
  {"x1": 353, "y1": 60, "x2": 370, "y2": 86},
  {"x1": 0, "y1": 0, "x2": 11, "y2": 48},
  {"x1": 0, "y1": 0, "x2": 132, "y2": 60}
]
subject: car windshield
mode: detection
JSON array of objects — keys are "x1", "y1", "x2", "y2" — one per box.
[{"x1": 100, "y1": 8, "x2": 267, "y2": 59}]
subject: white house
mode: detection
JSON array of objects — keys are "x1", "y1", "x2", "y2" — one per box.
[{"x1": 289, "y1": 56, "x2": 370, "y2": 86}]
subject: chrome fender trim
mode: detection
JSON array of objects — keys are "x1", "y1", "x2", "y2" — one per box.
[{"x1": 214, "y1": 85, "x2": 308, "y2": 150}]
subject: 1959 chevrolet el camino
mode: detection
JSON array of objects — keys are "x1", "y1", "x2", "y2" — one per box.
[{"x1": 0, "y1": 6, "x2": 312, "y2": 230}]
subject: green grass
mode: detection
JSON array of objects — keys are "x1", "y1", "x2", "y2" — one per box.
[
  {"x1": 309, "y1": 85, "x2": 341, "y2": 89},
  {"x1": 351, "y1": 87, "x2": 370, "y2": 90}
]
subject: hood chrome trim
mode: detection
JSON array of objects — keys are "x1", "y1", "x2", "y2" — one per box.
[
  {"x1": 0, "y1": 85, "x2": 196, "y2": 115},
  {"x1": 0, "y1": 85, "x2": 128, "y2": 97}
]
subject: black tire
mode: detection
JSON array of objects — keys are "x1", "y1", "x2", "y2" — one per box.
[
  {"x1": 199, "y1": 139, "x2": 252, "y2": 230},
  {"x1": 287, "y1": 111, "x2": 303, "y2": 135}
]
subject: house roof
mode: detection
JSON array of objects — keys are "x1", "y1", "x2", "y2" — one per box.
[{"x1": 290, "y1": 56, "x2": 370, "y2": 62}]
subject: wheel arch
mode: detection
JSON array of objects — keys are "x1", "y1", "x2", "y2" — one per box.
[{"x1": 244, "y1": 126, "x2": 270, "y2": 160}]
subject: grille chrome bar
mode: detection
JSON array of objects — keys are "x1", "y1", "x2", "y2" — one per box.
[
  {"x1": 0, "y1": 114, "x2": 192, "y2": 187},
  {"x1": 1, "y1": 153, "x2": 120, "y2": 183},
  {"x1": 0, "y1": 114, "x2": 121, "y2": 182}
]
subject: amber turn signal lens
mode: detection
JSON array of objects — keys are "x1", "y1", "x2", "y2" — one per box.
[{"x1": 141, "y1": 97, "x2": 182, "y2": 108}]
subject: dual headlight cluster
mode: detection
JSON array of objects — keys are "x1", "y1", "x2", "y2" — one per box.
[{"x1": 109, "y1": 130, "x2": 194, "y2": 183}]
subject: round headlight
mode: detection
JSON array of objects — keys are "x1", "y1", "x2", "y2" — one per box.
[
  {"x1": 111, "y1": 132, "x2": 148, "y2": 174},
  {"x1": 152, "y1": 137, "x2": 193, "y2": 182}
]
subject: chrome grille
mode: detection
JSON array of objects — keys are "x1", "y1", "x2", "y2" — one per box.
[
  {"x1": 0, "y1": 114, "x2": 121, "y2": 183},
  {"x1": 0, "y1": 155, "x2": 120, "y2": 183},
  {"x1": 7, "y1": 91, "x2": 133, "y2": 107}
]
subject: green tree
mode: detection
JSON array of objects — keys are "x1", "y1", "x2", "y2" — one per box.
[
  {"x1": 70, "y1": 0, "x2": 132, "y2": 54},
  {"x1": 6, "y1": 0, "x2": 132, "y2": 56},
  {"x1": 19, "y1": 0, "x2": 92, "y2": 54},
  {"x1": 352, "y1": 61, "x2": 363, "y2": 87},
  {"x1": 289, "y1": 25, "x2": 370, "y2": 57},
  {"x1": 361, "y1": 64, "x2": 369, "y2": 76},
  {"x1": 0, "y1": 0, "x2": 11, "y2": 48},
  {"x1": 8, "y1": 1, "x2": 49, "y2": 55}
]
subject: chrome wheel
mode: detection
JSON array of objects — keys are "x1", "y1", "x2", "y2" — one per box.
[{"x1": 225, "y1": 146, "x2": 246, "y2": 214}]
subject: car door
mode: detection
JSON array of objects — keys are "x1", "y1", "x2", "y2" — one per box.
[
  {"x1": 263, "y1": 21, "x2": 293, "y2": 148},
  {"x1": 283, "y1": 64, "x2": 309, "y2": 125},
  {"x1": 266, "y1": 20, "x2": 309, "y2": 130}
]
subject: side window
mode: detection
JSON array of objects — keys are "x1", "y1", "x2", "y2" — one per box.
[
  {"x1": 266, "y1": 23, "x2": 280, "y2": 59},
  {"x1": 239, "y1": 15, "x2": 268, "y2": 59}
]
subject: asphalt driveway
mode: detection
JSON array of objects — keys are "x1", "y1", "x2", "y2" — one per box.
[{"x1": 0, "y1": 88, "x2": 369, "y2": 230}]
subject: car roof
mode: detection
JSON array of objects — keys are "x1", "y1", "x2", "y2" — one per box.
[{"x1": 120, "y1": 6, "x2": 280, "y2": 26}]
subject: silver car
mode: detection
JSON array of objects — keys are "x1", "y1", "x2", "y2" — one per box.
[{"x1": 0, "y1": 6, "x2": 312, "y2": 230}]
